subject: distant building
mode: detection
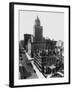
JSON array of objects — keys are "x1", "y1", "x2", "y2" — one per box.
[
  {"x1": 24, "y1": 34, "x2": 33, "y2": 53},
  {"x1": 27, "y1": 39, "x2": 31, "y2": 55},
  {"x1": 56, "y1": 40, "x2": 64, "y2": 56},
  {"x1": 32, "y1": 16, "x2": 57, "y2": 53},
  {"x1": 24, "y1": 34, "x2": 31, "y2": 47},
  {"x1": 34, "y1": 16, "x2": 43, "y2": 42}
]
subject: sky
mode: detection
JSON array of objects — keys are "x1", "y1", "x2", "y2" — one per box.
[{"x1": 19, "y1": 10, "x2": 64, "y2": 41}]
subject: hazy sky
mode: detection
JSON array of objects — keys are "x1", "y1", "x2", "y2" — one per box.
[{"x1": 19, "y1": 10, "x2": 64, "y2": 41}]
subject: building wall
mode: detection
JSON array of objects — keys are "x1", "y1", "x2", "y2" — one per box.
[
  {"x1": 34, "y1": 26, "x2": 43, "y2": 42},
  {"x1": 24, "y1": 34, "x2": 31, "y2": 49},
  {"x1": 34, "y1": 17, "x2": 43, "y2": 43},
  {"x1": 27, "y1": 40, "x2": 31, "y2": 55},
  {"x1": 32, "y1": 42, "x2": 46, "y2": 52}
]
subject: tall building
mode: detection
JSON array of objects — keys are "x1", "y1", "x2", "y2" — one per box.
[
  {"x1": 24, "y1": 34, "x2": 31, "y2": 46},
  {"x1": 32, "y1": 16, "x2": 57, "y2": 52},
  {"x1": 24, "y1": 34, "x2": 34, "y2": 55},
  {"x1": 34, "y1": 16, "x2": 43, "y2": 42}
]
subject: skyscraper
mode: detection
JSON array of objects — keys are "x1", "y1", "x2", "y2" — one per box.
[{"x1": 34, "y1": 16, "x2": 43, "y2": 42}]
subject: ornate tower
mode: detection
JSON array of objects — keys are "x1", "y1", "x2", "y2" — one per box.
[{"x1": 34, "y1": 16, "x2": 43, "y2": 42}]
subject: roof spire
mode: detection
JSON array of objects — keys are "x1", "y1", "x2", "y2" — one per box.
[{"x1": 35, "y1": 16, "x2": 40, "y2": 26}]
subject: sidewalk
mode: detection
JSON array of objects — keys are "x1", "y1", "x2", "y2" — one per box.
[{"x1": 26, "y1": 53, "x2": 34, "y2": 61}]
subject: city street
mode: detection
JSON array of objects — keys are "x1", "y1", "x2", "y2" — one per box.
[{"x1": 26, "y1": 53, "x2": 45, "y2": 79}]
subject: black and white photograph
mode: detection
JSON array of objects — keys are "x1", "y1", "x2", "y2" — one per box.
[
  {"x1": 9, "y1": 2, "x2": 70, "y2": 87},
  {"x1": 19, "y1": 11, "x2": 64, "y2": 79}
]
